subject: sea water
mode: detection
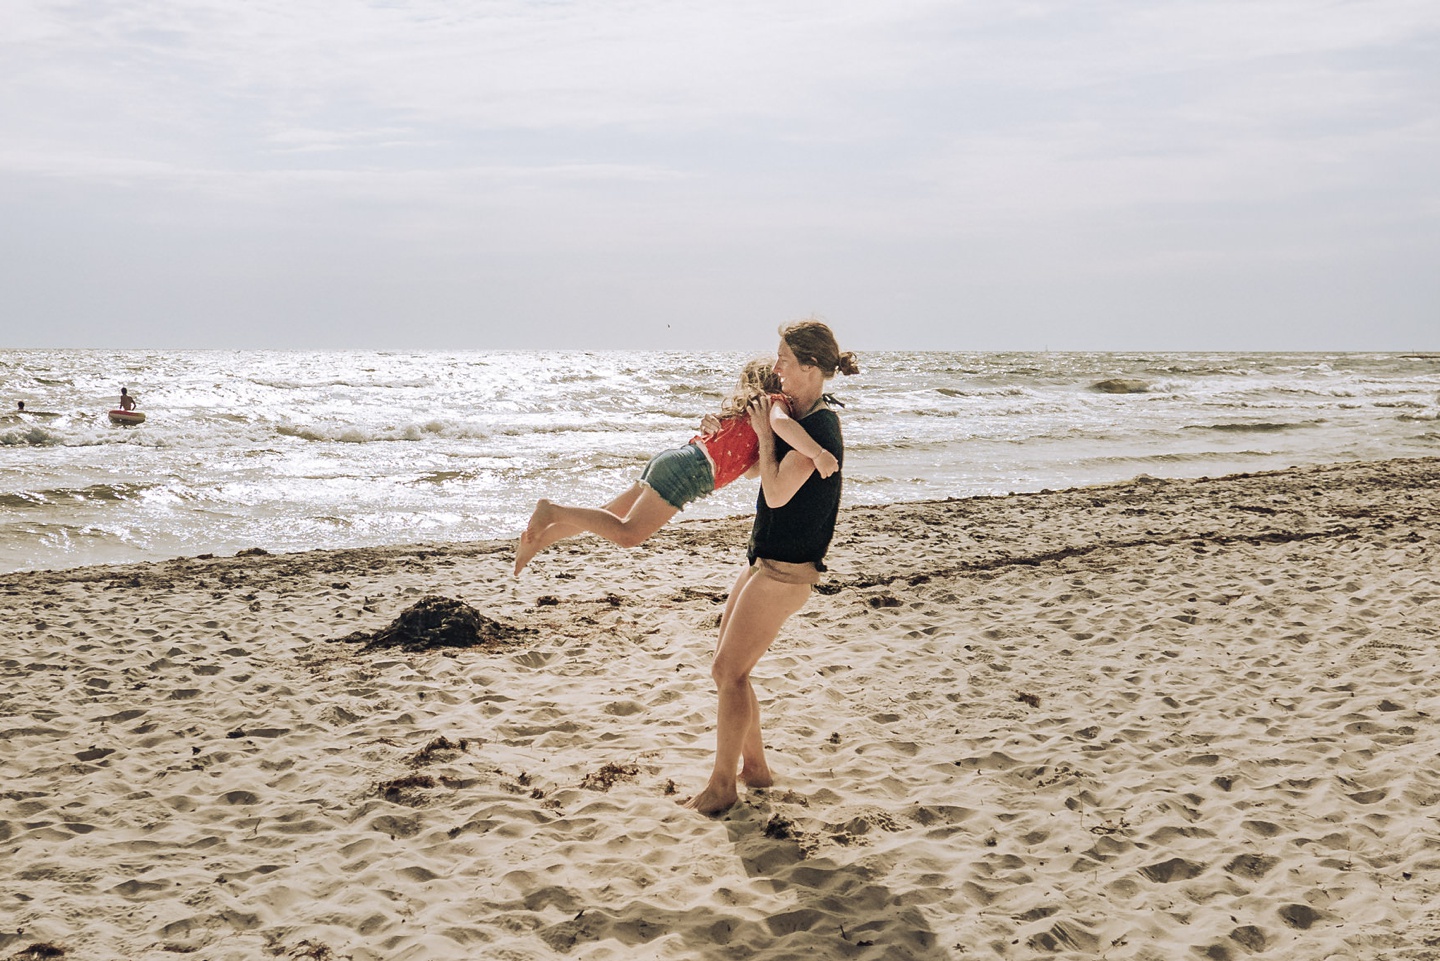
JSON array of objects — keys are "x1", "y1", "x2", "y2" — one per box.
[{"x1": 3, "y1": 349, "x2": 1438, "y2": 573}]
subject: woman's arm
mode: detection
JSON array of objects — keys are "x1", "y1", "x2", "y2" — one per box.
[
  {"x1": 750, "y1": 397, "x2": 819, "y2": 508},
  {"x1": 769, "y1": 402, "x2": 838, "y2": 478}
]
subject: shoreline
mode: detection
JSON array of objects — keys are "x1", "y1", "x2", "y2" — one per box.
[
  {"x1": 3, "y1": 455, "x2": 1439, "y2": 960},
  {"x1": 8, "y1": 454, "x2": 1438, "y2": 584},
  {"x1": 9, "y1": 346, "x2": 1440, "y2": 580}
]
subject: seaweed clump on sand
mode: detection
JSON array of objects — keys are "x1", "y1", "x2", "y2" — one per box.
[
  {"x1": 335, "y1": 595, "x2": 531, "y2": 653},
  {"x1": 14, "y1": 945, "x2": 67, "y2": 960},
  {"x1": 579, "y1": 762, "x2": 639, "y2": 792}
]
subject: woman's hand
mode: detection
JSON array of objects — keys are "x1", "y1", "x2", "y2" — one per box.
[{"x1": 748, "y1": 395, "x2": 773, "y2": 436}]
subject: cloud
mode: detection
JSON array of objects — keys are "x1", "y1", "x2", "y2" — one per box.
[{"x1": 1, "y1": 0, "x2": 1435, "y2": 348}]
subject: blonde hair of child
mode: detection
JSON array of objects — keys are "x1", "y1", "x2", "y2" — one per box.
[{"x1": 717, "y1": 359, "x2": 782, "y2": 420}]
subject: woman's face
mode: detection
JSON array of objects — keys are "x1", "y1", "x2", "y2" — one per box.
[{"x1": 773, "y1": 339, "x2": 808, "y2": 390}]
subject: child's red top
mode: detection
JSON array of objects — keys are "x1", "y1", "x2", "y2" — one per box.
[{"x1": 691, "y1": 393, "x2": 790, "y2": 491}]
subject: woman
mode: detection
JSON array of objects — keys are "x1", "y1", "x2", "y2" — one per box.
[{"x1": 685, "y1": 319, "x2": 859, "y2": 815}]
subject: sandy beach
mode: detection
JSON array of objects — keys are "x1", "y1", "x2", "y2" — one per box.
[{"x1": 3, "y1": 456, "x2": 1438, "y2": 961}]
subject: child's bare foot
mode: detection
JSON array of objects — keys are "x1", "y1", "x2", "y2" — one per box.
[
  {"x1": 513, "y1": 501, "x2": 556, "y2": 575},
  {"x1": 513, "y1": 539, "x2": 537, "y2": 576},
  {"x1": 523, "y1": 499, "x2": 555, "y2": 541},
  {"x1": 682, "y1": 782, "x2": 738, "y2": 816}
]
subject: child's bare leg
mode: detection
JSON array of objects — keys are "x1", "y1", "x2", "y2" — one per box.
[
  {"x1": 541, "y1": 485, "x2": 676, "y2": 548},
  {"x1": 515, "y1": 485, "x2": 645, "y2": 574},
  {"x1": 515, "y1": 484, "x2": 674, "y2": 574}
]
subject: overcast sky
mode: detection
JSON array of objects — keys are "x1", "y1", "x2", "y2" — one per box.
[{"x1": 2, "y1": 1, "x2": 1436, "y2": 351}]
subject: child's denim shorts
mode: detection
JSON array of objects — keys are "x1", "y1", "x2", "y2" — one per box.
[{"x1": 639, "y1": 443, "x2": 716, "y2": 510}]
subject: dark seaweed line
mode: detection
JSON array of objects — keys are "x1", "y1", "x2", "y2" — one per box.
[{"x1": 816, "y1": 521, "x2": 1380, "y2": 594}]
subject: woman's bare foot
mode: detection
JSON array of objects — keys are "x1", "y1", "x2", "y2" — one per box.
[
  {"x1": 682, "y1": 782, "x2": 738, "y2": 816},
  {"x1": 739, "y1": 762, "x2": 773, "y2": 789},
  {"x1": 513, "y1": 500, "x2": 556, "y2": 575}
]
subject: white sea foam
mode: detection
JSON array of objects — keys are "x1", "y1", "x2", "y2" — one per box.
[{"x1": 3, "y1": 349, "x2": 1437, "y2": 572}]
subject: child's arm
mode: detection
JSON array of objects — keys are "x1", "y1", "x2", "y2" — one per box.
[
  {"x1": 750, "y1": 400, "x2": 820, "y2": 508},
  {"x1": 769, "y1": 401, "x2": 839, "y2": 478}
]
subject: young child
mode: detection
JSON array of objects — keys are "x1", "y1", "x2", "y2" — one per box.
[{"x1": 514, "y1": 359, "x2": 839, "y2": 574}]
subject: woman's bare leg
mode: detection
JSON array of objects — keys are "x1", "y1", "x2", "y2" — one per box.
[
  {"x1": 684, "y1": 568, "x2": 810, "y2": 815},
  {"x1": 739, "y1": 683, "x2": 773, "y2": 788},
  {"x1": 714, "y1": 566, "x2": 772, "y2": 786},
  {"x1": 515, "y1": 484, "x2": 675, "y2": 574}
]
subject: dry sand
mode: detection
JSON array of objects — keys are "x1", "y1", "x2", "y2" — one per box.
[{"x1": 3, "y1": 457, "x2": 1439, "y2": 961}]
